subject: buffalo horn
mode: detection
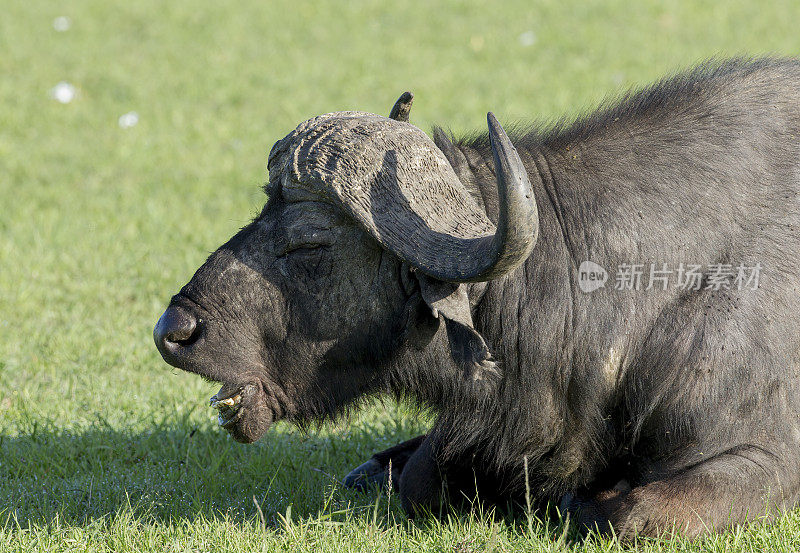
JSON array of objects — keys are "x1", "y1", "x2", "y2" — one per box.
[
  {"x1": 282, "y1": 111, "x2": 539, "y2": 283},
  {"x1": 389, "y1": 91, "x2": 414, "y2": 122}
]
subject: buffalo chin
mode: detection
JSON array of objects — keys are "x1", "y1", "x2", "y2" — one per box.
[{"x1": 214, "y1": 381, "x2": 273, "y2": 443}]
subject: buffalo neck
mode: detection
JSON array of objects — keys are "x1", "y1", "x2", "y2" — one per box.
[{"x1": 408, "y1": 140, "x2": 620, "y2": 495}]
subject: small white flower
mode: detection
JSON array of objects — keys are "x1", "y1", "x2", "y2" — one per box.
[
  {"x1": 118, "y1": 111, "x2": 139, "y2": 129},
  {"x1": 50, "y1": 82, "x2": 76, "y2": 103},
  {"x1": 518, "y1": 30, "x2": 536, "y2": 47},
  {"x1": 470, "y1": 35, "x2": 484, "y2": 52},
  {"x1": 53, "y1": 16, "x2": 71, "y2": 32}
]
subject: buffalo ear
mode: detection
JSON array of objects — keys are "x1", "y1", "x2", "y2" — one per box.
[{"x1": 415, "y1": 271, "x2": 500, "y2": 383}]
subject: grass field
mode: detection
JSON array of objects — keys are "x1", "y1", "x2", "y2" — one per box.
[{"x1": 4, "y1": 1, "x2": 800, "y2": 551}]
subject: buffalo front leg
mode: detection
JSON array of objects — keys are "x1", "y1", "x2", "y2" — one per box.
[
  {"x1": 569, "y1": 446, "x2": 798, "y2": 540},
  {"x1": 398, "y1": 435, "x2": 446, "y2": 516},
  {"x1": 343, "y1": 434, "x2": 427, "y2": 491}
]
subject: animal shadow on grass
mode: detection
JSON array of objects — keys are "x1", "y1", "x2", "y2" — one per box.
[
  {"x1": 0, "y1": 416, "x2": 402, "y2": 529},
  {"x1": 0, "y1": 417, "x2": 572, "y2": 540}
]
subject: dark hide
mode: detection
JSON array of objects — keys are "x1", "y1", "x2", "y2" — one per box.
[{"x1": 155, "y1": 58, "x2": 800, "y2": 539}]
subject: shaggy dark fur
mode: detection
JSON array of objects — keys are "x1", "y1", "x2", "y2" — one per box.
[{"x1": 155, "y1": 58, "x2": 800, "y2": 539}]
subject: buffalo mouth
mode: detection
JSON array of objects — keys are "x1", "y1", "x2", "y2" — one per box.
[
  {"x1": 209, "y1": 380, "x2": 274, "y2": 443},
  {"x1": 210, "y1": 389, "x2": 243, "y2": 427}
]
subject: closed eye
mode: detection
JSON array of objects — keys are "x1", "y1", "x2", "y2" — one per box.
[
  {"x1": 286, "y1": 243, "x2": 325, "y2": 254},
  {"x1": 277, "y1": 210, "x2": 337, "y2": 256},
  {"x1": 278, "y1": 240, "x2": 332, "y2": 258}
]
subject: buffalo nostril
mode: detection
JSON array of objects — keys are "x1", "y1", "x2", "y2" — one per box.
[
  {"x1": 169, "y1": 325, "x2": 198, "y2": 345},
  {"x1": 154, "y1": 306, "x2": 201, "y2": 358}
]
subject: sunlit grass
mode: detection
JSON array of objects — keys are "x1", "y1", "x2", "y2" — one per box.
[{"x1": 3, "y1": 0, "x2": 800, "y2": 550}]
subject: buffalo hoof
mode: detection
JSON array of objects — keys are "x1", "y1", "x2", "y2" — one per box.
[
  {"x1": 343, "y1": 435, "x2": 427, "y2": 492},
  {"x1": 560, "y1": 479, "x2": 632, "y2": 537},
  {"x1": 343, "y1": 459, "x2": 391, "y2": 491}
]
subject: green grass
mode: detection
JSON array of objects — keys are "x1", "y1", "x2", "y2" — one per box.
[{"x1": 3, "y1": 0, "x2": 800, "y2": 550}]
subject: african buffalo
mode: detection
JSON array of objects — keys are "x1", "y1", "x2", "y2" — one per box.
[{"x1": 154, "y1": 58, "x2": 800, "y2": 539}]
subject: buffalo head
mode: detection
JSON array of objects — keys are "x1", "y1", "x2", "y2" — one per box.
[{"x1": 154, "y1": 106, "x2": 538, "y2": 443}]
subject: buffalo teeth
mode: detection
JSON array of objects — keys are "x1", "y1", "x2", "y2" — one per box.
[
  {"x1": 215, "y1": 397, "x2": 235, "y2": 408},
  {"x1": 209, "y1": 394, "x2": 242, "y2": 410}
]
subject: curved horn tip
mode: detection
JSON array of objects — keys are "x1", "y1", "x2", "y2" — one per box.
[
  {"x1": 389, "y1": 91, "x2": 414, "y2": 122},
  {"x1": 486, "y1": 112, "x2": 509, "y2": 140}
]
